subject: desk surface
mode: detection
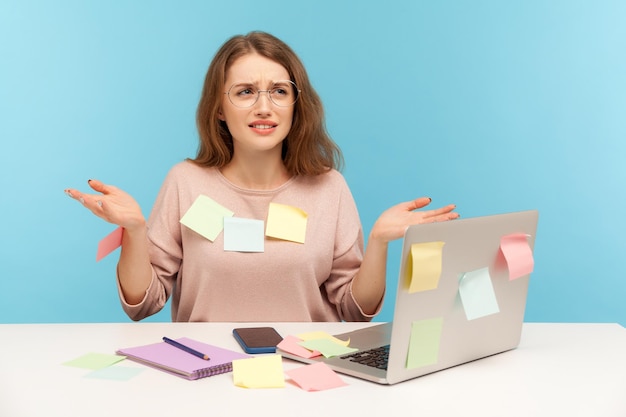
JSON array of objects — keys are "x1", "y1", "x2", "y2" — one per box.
[{"x1": 1, "y1": 322, "x2": 624, "y2": 417}]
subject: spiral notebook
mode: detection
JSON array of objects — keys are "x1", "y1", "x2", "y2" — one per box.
[{"x1": 117, "y1": 337, "x2": 250, "y2": 380}]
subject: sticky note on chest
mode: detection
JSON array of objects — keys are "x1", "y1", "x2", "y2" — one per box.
[
  {"x1": 265, "y1": 202, "x2": 307, "y2": 244},
  {"x1": 180, "y1": 195, "x2": 234, "y2": 241}
]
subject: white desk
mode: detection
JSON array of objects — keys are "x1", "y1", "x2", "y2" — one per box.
[{"x1": 1, "y1": 322, "x2": 624, "y2": 417}]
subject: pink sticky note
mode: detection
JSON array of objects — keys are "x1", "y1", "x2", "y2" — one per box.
[
  {"x1": 285, "y1": 362, "x2": 348, "y2": 391},
  {"x1": 96, "y1": 227, "x2": 123, "y2": 262},
  {"x1": 277, "y1": 335, "x2": 321, "y2": 359},
  {"x1": 500, "y1": 233, "x2": 534, "y2": 280}
]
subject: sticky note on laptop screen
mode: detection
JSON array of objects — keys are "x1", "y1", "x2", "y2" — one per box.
[
  {"x1": 458, "y1": 267, "x2": 500, "y2": 320},
  {"x1": 500, "y1": 233, "x2": 534, "y2": 280},
  {"x1": 406, "y1": 317, "x2": 444, "y2": 369},
  {"x1": 407, "y1": 241, "x2": 445, "y2": 293}
]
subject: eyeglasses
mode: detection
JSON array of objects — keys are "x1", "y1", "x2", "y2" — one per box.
[{"x1": 225, "y1": 80, "x2": 301, "y2": 108}]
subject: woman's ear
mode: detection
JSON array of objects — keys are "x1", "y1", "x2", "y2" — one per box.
[{"x1": 218, "y1": 109, "x2": 225, "y2": 121}]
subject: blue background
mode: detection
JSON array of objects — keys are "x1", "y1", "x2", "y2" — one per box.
[{"x1": 1, "y1": 1, "x2": 624, "y2": 325}]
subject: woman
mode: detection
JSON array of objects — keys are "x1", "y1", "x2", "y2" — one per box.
[{"x1": 65, "y1": 31, "x2": 458, "y2": 322}]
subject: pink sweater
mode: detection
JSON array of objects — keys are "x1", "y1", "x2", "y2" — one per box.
[{"x1": 118, "y1": 161, "x2": 378, "y2": 322}]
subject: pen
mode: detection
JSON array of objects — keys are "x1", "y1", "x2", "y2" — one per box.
[{"x1": 163, "y1": 337, "x2": 211, "y2": 361}]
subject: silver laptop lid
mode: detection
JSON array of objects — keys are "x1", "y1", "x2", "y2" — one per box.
[
  {"x1": 384, "y1": 210, "x2": 538, "y2": 384},
  {"x1": 278, "y1": 210, "x2": 538, "y2": 385}
]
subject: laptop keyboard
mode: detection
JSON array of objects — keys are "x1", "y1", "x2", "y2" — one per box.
[{"x1": 340, "y1": 345, "x2": 390, "y2": 370}]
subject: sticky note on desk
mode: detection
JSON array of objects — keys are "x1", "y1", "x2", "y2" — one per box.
[
  {"x1": 299, "y1": 338, "x2": 358, "y2": 358},
  {"x1": 458, "y1": 267, "x2": 500, "y2": 320},
  {"x1": 297, "y1": 331, "x2": 350, "y2": 346},
  {"x1": 63, "y1": 352, "x2": 126, "y2": 370},
  {"x1": 277, "y1": 335, "x2": 321, "y2": 358},
  {"x1": 285, "y1": 362, "x2": 348, "y2": 391},
  {"x1": 180, "y1": 195, "x2": 234, "y2": 241},
  {"x1": 500, "y1": 233, "x2": 534, "y2": 280},
  {"x1": 265, "y1": 202, "x2": 307, "y2": 243},
  {"x1": 407, "y1": 241, "x2": 445, "y2": 293},
  {"x1": 232, "y1": 355, "x2": 285, "y2": 388}
]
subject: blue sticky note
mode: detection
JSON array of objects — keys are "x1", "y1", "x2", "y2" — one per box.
[
  {"x1": 85, "y1": 366, "x2": 145, "y2": 381},
  {"x1": 458, "y1": 267, "x2": 500, "y2": 320},
  {"x1": 223, "y1": 217, "x2": 265, "y2": 252}
]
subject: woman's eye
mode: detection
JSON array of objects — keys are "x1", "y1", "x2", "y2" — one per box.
[
  {"x1": 273, "y1": 87, "x2": 288, "y2": 96},
  {"x1": 237, "y1": 88, "x2": 255, "y2": 96}
]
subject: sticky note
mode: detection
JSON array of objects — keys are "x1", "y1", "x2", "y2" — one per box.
[
  {"x1": 458, "y1": 267, "x2": 500, "y2": 320},
  {"x1": 277, "y1": 335, "x2": 321, "y2": 358},
  {"x1": 299, "y1": 338, "x2": 358, "y2": 358},
  {"x1": 179, "y1": 195, "x2": 234, "y2": 241},
  {"x1": 223, "y1": 217, "x2": 265, "y2": 252},
  {"x1": 406, "y1": 318, "x2": 444, "y2": 369},
  {"x1": 296, "y1": 331, "x2": 350, "y2": 346},
  {"x1": 96, "y1": 226, "x2": 123, "y2": 262},
  {"x1": 500, "y1": 233, "x2": 534, "y2": 280},
  {"x1": 407, "y1": 241, "x2": 445, "y2": 293},
  {"x1": 84, "y1": 366, "x2": 144, "y2": 381},
  {"x1": 285, "y1": 362, "x2": 348, "y2": 391},
  {"x1": 232, "y1": 355, "x2": 285, "y2": 388},
  {"x1": 265, "y1": 202, "x2": 307, "y2": 243},
  {"x1": 63, "y1": 353, "x2": 126, "y2": 370}
]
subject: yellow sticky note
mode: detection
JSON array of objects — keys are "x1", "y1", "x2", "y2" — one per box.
[
  {"x1": 296, "y1": 331, "x2": 350, "y2": 346},
  {"x1": 406, "y1": 318, "x2": 443, "y2": 369},
  {"x1": 232, "y1": 355, "x2": 285, "y2": 388},
  {"x1": 179, "y1": 195, "x2": 234, "y2": 242},
  {"x1": 265, "y1": 202, "x2": 307, "y2": 243},
  {"x1": 407, "y1": 241, "x2": 445, "y2": 293}
]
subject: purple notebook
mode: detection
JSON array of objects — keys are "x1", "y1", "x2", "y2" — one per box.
[{"x1": 117, "y1": 337, "x2": 250, "y2": 380}]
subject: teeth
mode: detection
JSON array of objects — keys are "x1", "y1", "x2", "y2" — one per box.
[{"x1": 252, "y1": 124, "x2": 273, "y2": 129}]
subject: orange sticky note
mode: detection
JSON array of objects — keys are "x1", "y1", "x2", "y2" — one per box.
[
  {"x1": 500, "y1": 233, "x2": 534, "y2": 280},
  {"x1": 285, "y1": 362, "x2": 348, "y2": 391},
  {"x1": 96, "y1": 227, "x2": 123, "y2": 261}
]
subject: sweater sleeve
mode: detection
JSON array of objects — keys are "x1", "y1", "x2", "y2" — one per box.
[
  {"x1": 322, "y1": 177, "x2": 383, "y2": 322},
  {"x1": 117, "y1": 165, "x2": 184, "y2": 321}
]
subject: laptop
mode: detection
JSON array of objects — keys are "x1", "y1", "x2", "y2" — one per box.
[{"x1": 278, "y1": 210, "x2": 539, "y2": 384}]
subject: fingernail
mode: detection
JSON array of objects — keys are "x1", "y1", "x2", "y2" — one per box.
[
  {"x1": 87, "y1": 179, "x2": 92, "y2": 184},
  {"x1": 64, "y1": 190, "x2": 74, "y2": 198}
]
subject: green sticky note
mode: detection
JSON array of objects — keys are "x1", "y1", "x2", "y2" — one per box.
[
  {"x1": 406, "y1": 318, "x2": 443, "y2": 369},
  {"x1": 299, "y1": 338, "x2": 358, "y2": 358},
  {"x1": 63, "y1": 352, "x2": 126, "y2": 370},
  {"x1": 180, "y1": 195, "x2": 234, "y2": 241}
]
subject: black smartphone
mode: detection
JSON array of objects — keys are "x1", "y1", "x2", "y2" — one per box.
[{"x1": 232, "y1": 327, "x2": 283, "y2": 354}]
